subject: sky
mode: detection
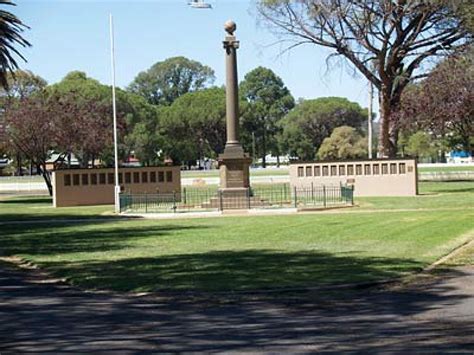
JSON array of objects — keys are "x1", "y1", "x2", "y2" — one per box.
[{"x1": 14, "y1": 0, "x2": 373, "y2": 110}]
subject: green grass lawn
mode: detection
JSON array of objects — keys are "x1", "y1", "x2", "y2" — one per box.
[
  {"x1": 445, "y1": 242, "x2": 474, "y2": 266},
  {"x1": 0, "y1": 181, "x2": 473, "y2": 293},
  {"x1": 0, "y1": 195, "x2": 113, "y2": 222}
]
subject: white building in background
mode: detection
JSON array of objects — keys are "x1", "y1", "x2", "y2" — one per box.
[
  {"x1": 446, "y1": 150, "x2": 473, "y2": 164},
  {"x1": 256, "y1": 155, "x2": 291, "y2": 166}
]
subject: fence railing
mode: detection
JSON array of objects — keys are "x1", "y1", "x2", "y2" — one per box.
[
  {"x1": 0, "y1": 175, "x2": 48, "y2": 194},
  {"x1": 418, "y1": 171, "x2": 474, "y2": 181},
  {"x1": 119, "y1": 184, "x2": 354, "y2": 213}
]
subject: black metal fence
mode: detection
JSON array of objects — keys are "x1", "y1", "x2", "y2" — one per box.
[{"x1": 119, "y1": 184, "x2": 353, "y2": 213}]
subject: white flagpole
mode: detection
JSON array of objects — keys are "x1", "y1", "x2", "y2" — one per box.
[
  {"x1": 368, "y1": 80, "x2": 373, "y2": 159},
  {"x1": 109, "y1": 14, "x2": 120, "y2": 213}
]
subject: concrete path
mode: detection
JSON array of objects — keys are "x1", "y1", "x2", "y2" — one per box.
[{"x1": 1, "y1": 262, "x2": 473, "y2": 353}]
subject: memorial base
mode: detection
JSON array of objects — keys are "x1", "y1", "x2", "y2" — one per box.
[
  {"x1": 201, "y1": 149, "x2": 254, "y2": 210},
  {"x1": 218, "y1": 150, "x2": 252, "y2": 190}
]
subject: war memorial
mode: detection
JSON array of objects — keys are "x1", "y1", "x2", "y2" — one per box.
[
  {"x1": 2, "y1": 2, "x2": 473, "y2": 352},
  {"x1": 50, "y1": 21, "x2": 417, "y2": 210}
]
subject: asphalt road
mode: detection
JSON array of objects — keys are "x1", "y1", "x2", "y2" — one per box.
[{"x1": 1, "y1": 262, "x2": 473, "y2": 354}]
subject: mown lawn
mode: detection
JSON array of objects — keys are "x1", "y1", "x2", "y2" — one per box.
[
  {"x1": 0, "y1": 181, "x2": 473, "y2": 293},
  {"x1": 0, "y1": 196, "x2": 113, "y2": 222},
  {"x1": 445, "y1": 242, "x2": 474, "y2": 266}
]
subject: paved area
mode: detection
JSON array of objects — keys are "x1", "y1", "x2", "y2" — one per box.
[{"x1": 1, "y1": 262, "x2": 473, "y2": 353}]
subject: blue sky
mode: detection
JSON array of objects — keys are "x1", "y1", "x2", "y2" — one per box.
[{"x1": 15, "y1": 0, "x2": 372, "y2": 109}]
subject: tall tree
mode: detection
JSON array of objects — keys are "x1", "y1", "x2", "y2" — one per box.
[
  {"x1": 0, "y1": 70, "x2": 46, "y2": 174},
  {"x1": 0, "y1": 0, "x2": 30, "y2": 89},
  {"x1": 240, "y1": 67, "x2": 294, "y2": 167},
  {"x1": 128, "y1": 56, "x2": 215, "y2": 106},
  {"x1": 51, "y1": 91, "x2": 121, "y2": 168},
  {"x1": 317, "y1": 126, "x2": 367, "y2": 160},
  {"x1": 161, "y1": 87, "x2": 228, "y2": 165},
  {"x1": 48, "y1": 71, "x2": 155, "y2": 166},
  {"x1": 397, "y1": 51, "x2": 473, "y2": 154},
  {"x1": 3, "y1": 94, "x2": 56, "y2": 194},
  {"x1": 451, "y1": 0, "x2": 474, "y2": 33},
  {"x1": 258, "y1": 0, "x2": 471, "y2": 157},
  {"x1": 279, "y1": 97, "x2": 366, "y2": 160},
  {"x1": 3, "y1": 90, "x2": 126, "y2": 194},
  {"x1": 405, "y1": 131, "x2": 437, "y2": 161},
  {"x1": 0, "y1": 70, "x2": 46, "y2": 101}
]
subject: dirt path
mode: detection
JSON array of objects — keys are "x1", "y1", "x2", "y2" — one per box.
[{"x1": 1, "y1": 260, "x2": 473, "y2": 353}]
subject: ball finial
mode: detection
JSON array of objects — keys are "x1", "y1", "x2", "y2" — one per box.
[{"x1": 224, "y1": 20, "x2": 236, "y2": 35}]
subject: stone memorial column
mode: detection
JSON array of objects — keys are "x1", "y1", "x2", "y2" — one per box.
[{"x1": 218, "y1": 20, "x2": 251, "y2": 195}]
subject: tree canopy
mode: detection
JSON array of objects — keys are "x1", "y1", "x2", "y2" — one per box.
[
  {"x1": 128, "y1": 56, "x2": 215, "y2": 106},
  {"x1": 0, "y1": 0, "x2": 30, "y2": 89},
  {"x1": 240, "y1": 67, "x2": 294, "y2": 167},
  {"x1": 161, "y1": 87, "x2": 228, "y2": 165},
  {"x1": 405, "y1": 131, "x2": 437, "y2": 161},
  {"x1": 0, "y1": 70, "x2": 46, "y2": 101},
  {"x1": 258, "y1": 0, "x2": 471, "y2": 157},
  {"x1": 317, "y1": 126, "x2": 367, "y2": 160},
  {"x1": 279, "y1": 97, "x2": 366, "y2": 161},
  {"x1": 397, "y1": 51, "x2": 473, "y2": 153}
]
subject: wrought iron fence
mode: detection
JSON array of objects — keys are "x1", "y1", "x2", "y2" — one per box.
[{"x1": 120, "y1": 184, "x2": 353, "y2": 213}]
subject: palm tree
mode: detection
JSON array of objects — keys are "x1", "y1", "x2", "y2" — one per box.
[{"x1": 0, "y1": 0, "x2": 30, "y2": 89}]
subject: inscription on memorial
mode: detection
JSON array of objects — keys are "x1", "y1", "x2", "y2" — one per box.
[{"x1": 227, "y1": 169, "x2": 243, "y2": 187}]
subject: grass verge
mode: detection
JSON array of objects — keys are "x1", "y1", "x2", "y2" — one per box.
[{"x1": 0, "y1": 181, "x2": 473, "y2": 293}]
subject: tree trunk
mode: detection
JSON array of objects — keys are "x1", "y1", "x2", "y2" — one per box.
[
  {"x1": 38, "y1": 163, "x2": 53, "y2": 196},
  {"x1": 439, "y1": 150, "x2": 447, "y2": 163},
  {"x1": 378, "y1": 90, "x2": 397, "y2": 158},
  {"x1": 16, "y1": 153, "x2": 22, "y2": 176}
]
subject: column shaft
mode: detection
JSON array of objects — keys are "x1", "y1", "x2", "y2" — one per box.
[{"x1": 225, "y1": 44, "x2": 239, "y2": 145}]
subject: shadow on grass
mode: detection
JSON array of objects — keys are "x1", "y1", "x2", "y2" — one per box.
[
  {"x1": 1, "y1": 224, "x2": 209, "y2": 256},
  {"x1": 420, "y1": 181, "x2": 474, "y2": 194},
  {"x1": 0, "y1": 196, "x2": 115, "y2": 223},
  {"x1": 38, "y1": 250, "x2": 424, "y2": 293},
  {"x1": 0, "y1": 197, "x2": 53, "y2": 205},
  {"x1": 435, "y1": 186, "x2": 474, "y2": 194}
]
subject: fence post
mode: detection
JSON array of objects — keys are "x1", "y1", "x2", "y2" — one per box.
[
  {"x1": 173, "y1": 191, "x2": 177, "y2": 213},
  {"x1": 183, "y1": 187, "x2": 187, "y2": 205},
  {"x1": 219, "y1": 190, "x2": 223, "y2": 211},
  {"x1": 294, "y1": 186, "x2": 297, "y2": 208},
  {"x1": 145, "y1": 193, "x2": 148, "y2": 213},
  {"x1": 247, "y1": 187, "x2": 251, "y2": 209},
  {"x1": 351, "y1": 185, "x2": 354, "y2": 205},
  {"x1": 311, "y1": 182, "x2": 314, "y2": 203},
  {"x1": 247, "y1": 188, "x2": 251, "y2": 209},
  {"x1": 323, "y1": 185, "x2": 327, "y2": 208}
]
